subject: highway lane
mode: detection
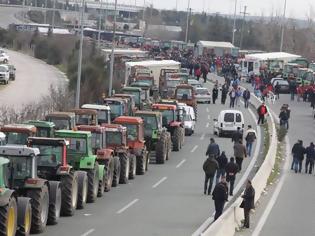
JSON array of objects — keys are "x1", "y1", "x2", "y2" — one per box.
[
  {"x1": 39, "y1": 82, "x2": 261, "y2": 236},
  {"x1": 0, "y1": 49, "x2": 67, "y2": 108}
]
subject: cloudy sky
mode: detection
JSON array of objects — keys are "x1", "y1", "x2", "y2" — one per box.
[{"x1": 116, "y1": 0, "x2": 315, "y2": 20}]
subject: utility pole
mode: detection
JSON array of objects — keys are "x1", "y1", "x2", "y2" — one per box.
[
  {"x1": 185, "y1": 0, "x2": 190, "y2": 43},
  {"x1": 232, "y1": 0, "x2": 237, "y2": 45},
  {"x1": 142, "y1": 0, "x2": 145, "y2": 20},
  {"x1": 51, "y1": 0, "x2": 56, "y2": 28},
  {"x1": 280, "y1": 0, "x2": 287, "y2": 52},
  {"x1": 75, "y1": 0, "x2": 85, "y2": 108},
  {"x1": 108, "y1": 0, "x2": 118, "y2": 97},
  {"x1": 97, "y1": 0, "x2": 103, "y2": 48},
  {"x1": 239, "y1": 5, "x2": 249, "y2": 50},
  {"x1": 44, "y1": 0, "x2": 47, "y2": 24}
]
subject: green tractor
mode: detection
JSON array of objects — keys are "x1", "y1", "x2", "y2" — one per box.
[
  {"x1": 24, "y1": 120, "x2": 55, "y2": 138},
  {"x1": 45, "y1": 112, "x2": 76, "y2": 130},
  {"x1": 0, "y1": 157, "x2": 32, "y2": 236},
  {"x1": 135, "y1": 111, "x2": 171, "y2": 164},
  {"x1": 0, "y1": 146, "x2": 61, "y2": 234},
  {"x1": 54, "y1": 130, "x2": 105, "y2": 203},
  {"x1": 122, "y1": 86, "x2": 151, "y2": 110},
  {"x1": 27, "y1": 137, "x2": 88, "y2": 216}
]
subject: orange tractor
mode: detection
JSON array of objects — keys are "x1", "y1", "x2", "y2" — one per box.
[{"x1": 174, "y1": 84, "x2": 198, "y2": 120}]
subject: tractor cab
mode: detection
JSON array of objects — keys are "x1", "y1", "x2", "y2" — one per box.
[
  {"x1": 104, "y1": 98, "x2": 128, "y2": 122},
  {"x1": 113, "y1": 94, "x2": 137, "y2": 116},
  {"x1": 45, "y1": 112, "x2": 76, "y2": 130},
  {"x1": 122, "y1": 86, "x2": 145, "y2": 110},
  {"x1": 174, "y1": 84, "x2": 195, "y2": 102},
  {"x1": 81, "y1": 104, "x2": 111, "y2": 125},
  {"x1": 151, "y1": 104, "x2": 183, "y2": 127},
  {"x1": 129, "y1": 83, "x2": 152, "y2": 108},
  {"x1": 1, "y1": 124, "x2": 36, "y2": 145},
  {"x1": 159, "y1": 68, "x2": 180, "y2": 92},
  {"x1": 102, "y1": 124, "x2": 128, "y2": 151},
  {"x1": 163, "y1": 77, "x2": 182, "y2": 98},
  {"x1": 70, "y1": 109, "x2": 98, "y2": 126},
  {"x1": 135, "y1": 111, "x2": 163, "y2": 140},
  {"x1": 24, "y1": 120, "x2": 55, "y2": 138}
]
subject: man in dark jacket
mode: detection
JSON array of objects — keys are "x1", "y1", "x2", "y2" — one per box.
[
  {"x1": 212, "y1": 85, "x2": 219, "y2": 104},
  {"x1": 221, "y1": 83, "x2": 229, "y2": 104},
  {"x1": 203, "y1": 157, "x2": 219, "y2": 195},
  {"x1": 245, "y1": 125, "x2": 257, "y2": 157},
  {"x1": 257, "y1": 102, "x2": 268, "y2": 125},
  {"x1": 279, "y1": 108, "x2": 289, "y2": 129},
  {"x1": 232, "y1": 127, "x2": 243, "y2": 143},
  {"x1": 225, "y1": 157, "x2": 239, "y2": 196},
  {"x1": 291, "y1": 140, "x2": 306, "y2": 173},
  {"x1": 215, "y1": 151, "x2": 228, "y2": 184},
  {"x1": 234, "y1": 140, "x2": 247, "y2": 172},
  {"x1": 243, "y1": 89, "x2": 250, "y2": 108},
  {"x1": 212, "y1": 176, "x2": 228, "y2": 221},
  {"x1": 305, "y1": 142, "x2": 315, "y2": 174},
  {"x1": 206, "y1": 138, "x2": 220, "y2": 158},
  {"x1": 241, "y1": 180, "x2": 255, "y2": 228}
]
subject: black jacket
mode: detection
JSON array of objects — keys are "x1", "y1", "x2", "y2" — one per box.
[
  {"x1": 243, "y1": 90, "x2": 250, "y2": 100},
  {"x1": 305, "y1": 146, "x2": 315, "y2": 160},
  {"x1": 279, "y1": 111, "x2": 288, "y2": 121},
  {"x1": 232, "y1": 131, "x2": 243, "y2": 143},
  {"x1": 241, "y1": 185, "x2": 255, "y2": 210},
  {"x1": 206, "y1": 143, "x2": 220, "y2": 157},
  {"x1": 292, "y1": 143, "x2": 306, "y2": 160},
  {"x1": 225, "y1": 161, "x2": 239, "y2": 181},
  {"x1": 203, "y1": 157, "x2": 219, "y2": 176},
  {"x1": 216, "y1": 153, "x2": 228, "y2": 170},
  {"x1": 212, "y1": 182, "x2": 228, "y2": 202}
]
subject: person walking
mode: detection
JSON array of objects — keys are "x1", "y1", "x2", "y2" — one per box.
[
  {"x1": 244, "y1": 125, "x2": 257, "y2": 157},
  {"x1": 229, "y1": 88, "x2": 236, "y2": 108},
  {"x1": 215, "y1": 151, "x2": 228, "y2": 184},
  {"x1": 212, "y1": 176, "x2": 228, "y2": 221},
  {"x1": 212, "y1": 85, "x2": 219, "y2": 104},
  {"x1": 221, "y1": 83, "x2": 229, "y2": 105},
  {"x1": 243, "y1": 89, "x2": 251, "y2": 108},
  {"x1": 305, "y1": 142, "x2": 315, "y2": 174},
  {"x1": 234, "y1": 140, "x2": 247, "y2": 172},
  {"x1": 291, "y1": 140, "x2": 306, "y2": 173},
  {"x1": 289, "y1": 79, "x2": 297, "y2": 101},
  {"x1": 235, "y1": 87, "x2": 242, "y2": 107},
  {"x1": 225, "y1": 157, "x2": 239, "y2": 196},
  {"x1": 232, "y1": 127, "x2": 243, "y2": 143},
  {"x1": 257, "y1": 102, "x2": 268, "y2": 125},
  {"x1": 206, "y1": 138, "x2": 221, "y2": 159},
  {"x1": 203, "y1": 156, "x2": 219, "y2": 195},
  {"x1": 240, "y1": 180, "x2": 255, "y2": 228},
  {"x1": 274, "y1": 82, "x2": 280, "y2": 100},
  {"x1": 279, "y1": 107, "x2": 289, "y2": 129}
]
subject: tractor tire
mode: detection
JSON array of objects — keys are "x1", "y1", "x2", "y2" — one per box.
[
  {"x1": 86, "y1": 162, "x2": 100, "y2": 203},
  {"x1": 16, "y1": 197, "x2": 31, "y2": 236},
  {"x1": 165, "y1": 132, "x2": 172, "y2": 160},
  {"x1": 112, "y1": 156, "x2": 121, "y2": 187},
  {"x1": 193, "y1": 105, "x2": 198, "y2": 121},
  {"x1": 0, "y1": 196, "x2": 17, "y2": 236},
  {"x1": 27, "y1": 184, "x2": 49, "y2": 234},
  {"x1": 129, "y1": 154, "x2": 136, "y2": 180},
  {"x1": 104, "y1": 158, "x2": 114, "y2": 192},
  {"x1": 136, "y1": 151, "x2": 147, "y2": 175},
  {"x1": 119, "y1": 153, "x2": 130, "y2": 184},
  {"x1": 47, "y1": 181, "x2": 61, "y2": 225},
  {"x1": 60, "y1": 171, "x2": 78, "y2": 216},
  {"x1": 76, "y1": 171, "x2": 88, "y2": 210},
  {"x1": 98, "y1": 166, "x2": 106, "y2": 197},
  {"x1": 172, "y1": 127, "x2": 182, "y2": 151},
  {"x1": 156, "y1": 134, "x2": 167, "y2": 164}
]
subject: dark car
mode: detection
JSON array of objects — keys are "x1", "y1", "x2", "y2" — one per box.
[
  {"x1": 7, "y1": 64, "x2": 16, "y2": 80},
  {"x1": 273, "y1": 80, "x2": 290, "y2": 93}
]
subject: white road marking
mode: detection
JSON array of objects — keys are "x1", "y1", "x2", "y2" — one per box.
[
  {"x1": 206, "y1": 107, "x2": 209, "y2": 112},
  {"x1": 176, "y1": 159, "x2": 186, "y2": 168},
  {"x1": 81, "y1": 229, "x2": 95, "y2": 236},
  {"x1": 84, "y1": 213, "x2": 92, "y2": 216},
  {"x1": 207, "y1": 115, "x2": 210, "y2": 120},
  {"x1": 191, "y1": 145, "x2": 198, "y2": 152},
  {"x1": 116, "y1": 199, "x2": 139, "y2": 214},
  {"x1": 251, "y1": 136, "x2": 291, "y2": 236},
  {"x1": 152, "y1": 177, "x2": 168, "y2": 188},
  {"x1": 206, "y1": 123, "x2": 209, "y2": 128},
  {"x1": 200, "y1": 133, "x2": 205, "y2": 140}
]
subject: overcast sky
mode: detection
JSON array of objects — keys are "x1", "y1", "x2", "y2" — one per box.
[{"x1": 116, "y1": 0, "x2": 315, "y2": 20}]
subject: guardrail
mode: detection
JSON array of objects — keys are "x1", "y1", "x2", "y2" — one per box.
[{"x1": 201, "y1": 81, "x2": 277, "y2": 236}]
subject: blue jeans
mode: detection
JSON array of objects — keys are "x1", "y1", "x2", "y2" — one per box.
[
  {"x1": 246, "y1": 142, "x2": 253, "y2": 157},
  {"x1": 293, "y1": 156, "x2": 300, "y2": 173},
  {"x1": 216, "y1": 169, "x2": 226, "y2": 184},
  {"x1": 290, "y1": 92, "x2": 295, "y2": 101}
]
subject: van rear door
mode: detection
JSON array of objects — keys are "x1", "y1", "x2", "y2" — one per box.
[
  {"x1": 223, "y1": 112, "x2": 235, "y2": 129},
  {"x1": 235, "y1": 112, "x2": 244, "y2": 129}
]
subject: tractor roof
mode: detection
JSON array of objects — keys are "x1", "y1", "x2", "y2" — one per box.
[
  {"x1": 104, "y1": 98, "x2": 124, "y2": 103},
  {"x1": 55, "y1": 130, "x2": 91, "y2": 138},
  {"x1": 0, "y1": 145, "x2": 40, "y2": 156},
  {"x1": 25, "y1": 120, "x2": 55, "y2": 128},
  {"x1": 77, "y1": 125, "x2": 105, "y2": 133},
  {"x1": 46, "y1": 112, "x2": 75, "y2": 118},
  {"x1": 1, "y1": 124, "x2": 36, "y2": 133},
  {"x1": 69, "y1": 109, "x2": 97, "y2": 115},
  {"x1": 114, "y1": 116, "x2": 143, "y2": 125},
  {"x1": 0, "y1": 157, "x2": 9, "y2": 165},
  {"x1": 28, "y1": 137, "x2": 68, "y2": 146},
  {"x1": 152, "y1": 104, "x2": 177, "y2": 110},
  {"x1": 81, "y1": 104, "x2": 110, "y2": 111},
  {"x1": 176, "y1": 84, "x2": 194, "y2": 89},
  {"x1": 0, "y1": 132, "x2": 5, "y2": 139},
  {"x1": 130, "y1": 82, "x2": 150, "y2": 89},
  {"x1": 135, "y1": 111, "x2": 161, "y2": 117},
  {"x1": 122, "y1": 86, "x2": 142, "y2": 91},
  {"x1": 102, "y1": 124, "x2": 126, "y2": 132}
]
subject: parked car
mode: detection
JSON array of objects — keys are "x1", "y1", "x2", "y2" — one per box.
[
  {"x1": 213, "y1": 110, "x2": 244, "y2": 137},
  {"x1": 273, "y1": 80, "x2": 290, "y2": 93},
  {"x1": 188, "y1": 79, "x2": 203, "y2": 89},
  {"x1": 0, "y1": 64, "x2": 10, "y2": 84},
  {"x1": 195, "y1": 87, "x2": 211, "y2": 103},
  {"x1": 178, "y1": 103, "x2": 196, "y2": 136},
  {"x1": 0, "y1": 52, "x2": 9, "y2": 64},
  {"x1": 7, "y1": 64, "x2": 16, "y2": 80}
]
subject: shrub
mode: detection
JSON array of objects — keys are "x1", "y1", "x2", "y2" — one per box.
[{"x1": 34, "y1": 40, "x2": 49, "y2": 59}]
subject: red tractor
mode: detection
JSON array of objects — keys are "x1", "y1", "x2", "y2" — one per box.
[
  {"x1": 151, "y1": 104, "x2": 185, "y2": 151},
  {"x1": 114, "y1": 116, "x2": 149, "y2": 175},
  {"x1": 174, "y1": 84, "x2": 198, "y2": 120}
]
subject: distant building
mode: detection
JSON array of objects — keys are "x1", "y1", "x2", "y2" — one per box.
[{"x1": 196, "y1": 41, "x2": 237, "y2": 56}]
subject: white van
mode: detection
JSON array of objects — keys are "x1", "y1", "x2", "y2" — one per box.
[
  {"x1": 213, "y1": 110, "x2": 244, "y2": 137},
  {"x1": 178, "y1": 103, "x2": 196, "y2": 136}
]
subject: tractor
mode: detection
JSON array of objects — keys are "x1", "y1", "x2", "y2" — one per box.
[
  {"x1": 45, "y1": 112, "x2": 76, "y2": 130},
  {"x1": 0, "y1": 146, "x2": 61, "y2": 234},
  {"x1": 0, "y1": 157, "x2": 32, "y2": 236},
  {"x1": 104, "y1": 98, "x2": 128, "y2": 122},
  {"x1": 24, "y1": 120, "x2": 55, "y2": 138},
  {"x1": 151, "y1": 104, "x2": 185, "y2": 151},
  {"x1": 114, "y1": 116, "x2": 149, "y2": 175},
  {"x1": 0, "y1": 124, "x2": 36, "y2": 145},
  {"x1": 81, "y1": 104, "x2": 111, "y2": 125},
  {"x1": 27, "y1": 137, "x2": 87, "y2": 216},
  {"x1": 54, "y1": 130, "x2": 105, "y2": 203},
  {"x1": 122, "y1": 86, "x2": 151, "y2": 110},
  {"x1": 174, "y1": 84, "x2": 198, "y2": 120},
  {"x1": 113, "y1": 94, "x2": 137, "y2": 116},
  {"x1": 76, "y1": 125, "x2": 118, "y2": 192},
  {"x1": 69, "y1": 109, "x2": 98, "y2": 126},
  {"x1": 135, "y1": 111, "x2": 171, "y2": 164}
]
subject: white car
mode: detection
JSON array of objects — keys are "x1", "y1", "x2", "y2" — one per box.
[
  {"x1": 195, "y1": 87, "x2": 211, "y2": 103},
  {"x1": 213, "y1": 110, "x2": 244, "y2": 137},
  {"x1": 0, "y1": 52, "x2": 9, "y2": 64},
  {"x1": 188, "y1": 79, "x2": 203, "y2": 89},
  {"x1": 178, "y1": 103, "x2": 196, "y2": 136},
  {"x1": 0, "y1": 65, "x2": 10, "y2": 84},
  {"x1": 0, "y1": 132, "x2": 5, "y2": 145}
]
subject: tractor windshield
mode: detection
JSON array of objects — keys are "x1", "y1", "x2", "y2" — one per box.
[
  {"x1": 97, "y1": 110, "x2": 109, "y2": 124},
  {"x1": 141, "y1": 116, "x2": 158, "y2": 130},
  {"x1": 91, "y1": 133, "x2": 102, "y2": 150},
  {"x1": 161, "y1": 110, "x2": 175, "y2": 126},
  {"x1": 123, "y1": 124, "x2": 138, "y2": 141},
  {"x1": 176, "y1": 88, "x2": 192, "y2": 99},
  {"x1": 106, "y1": 132, "x2": 122, "y2": 145},
  {"x1": 5, "y1": 132, "x2": 29, "y2": 145},
  {"x1": 107, "y1": 104, "x2": 122, "y2": 120},
  {"x1": 36, "y1": 127, "x2": 52, "y2": 137},
  {"x1": 6, "y1": 156, "x2": 33, "y2": 188},
  {"x1": 67, "y1": 138, "x2": 87, "y2": 154},
  {"x1": 76, "y1": 114, "x2": 91, "y2": 125},
  {"x1": 33, "y1": 145, "x2": 62, "y2": 167},
  {"x1": 49, "y1": 118, "x2": 70, "y2": 130},
  {"x1": 166, "y1": 79, "x2": 181, "y2": 88}
]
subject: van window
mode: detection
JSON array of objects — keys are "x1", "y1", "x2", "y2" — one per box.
[
  {"x1": 236, "y1": 113, "x2": 242, "y2": 122},
  {"x1": 224, "y1": 113, "x2": 234, "y2": 122}
]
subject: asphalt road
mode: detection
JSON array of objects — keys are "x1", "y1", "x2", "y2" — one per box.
[
  {"x1": 38, "y1": 81, "x2": 261, "y2": 236},
  {"x1": 0, "y1": 49, "x2": 66, "y2": 108}
]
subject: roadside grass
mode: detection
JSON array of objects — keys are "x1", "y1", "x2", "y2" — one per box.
[
  {"x1": 262, "y1": 122, "x2": 270, "y2": 159},
  {"x1": 55, "y1": 64, "x2": 67, "y2": 74}
]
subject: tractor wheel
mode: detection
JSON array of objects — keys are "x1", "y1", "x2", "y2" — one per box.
[
  {"x1": 119, "y1": 153, "x2": 130, "y2": 184},
  {"x1": 27, "y1": 184, "x2": 49, "y2": 234},
  {"x1": 181, "y1": 127, "x2": 185, "y2": 147},
  {"x1": 156, "y1": 134, "x2": 167, "y2": 164},
  {"x1": 193, "y1": 105, "x2": 198, "y2": 121},
  {"x1": 112, "y1": 156, "x2": 121, "y2": 187},
  {"x1": 104, "y1": 158, "x2": 114, "y2": 192},
  {"x1": 76, "y1": 171, "x2": 88, "y2": 210},
  {"x1": 129, "y1": 154, "x2": 136, "y2": 179},
  {"x1": 165, "y1": 132, "x2": 172, "y2": 160},
  {"x1": 172, "y1": 127, "x2": 182, "y2": 151},
  {"x1": 86, "y1": 162, "x2": 100, "y2": 203},
  {"x1": 136, "y1": 151, "x2": 147, "y2": 175},
  {"x1": 0, "y1": 196, "x2": 17, "y2": 236},
  {"x1": 16, "y1": 197, "x2": 31, "y2": 236},
  {"x1": 97, "y1": 166, "x2": 106, "y2": 197},
  {"x1": 60, "y1": 171, "x2": 78, "y2": 216},
  {"x1": 47, "y1": 181, "x2": 61, "y2": 225}
]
